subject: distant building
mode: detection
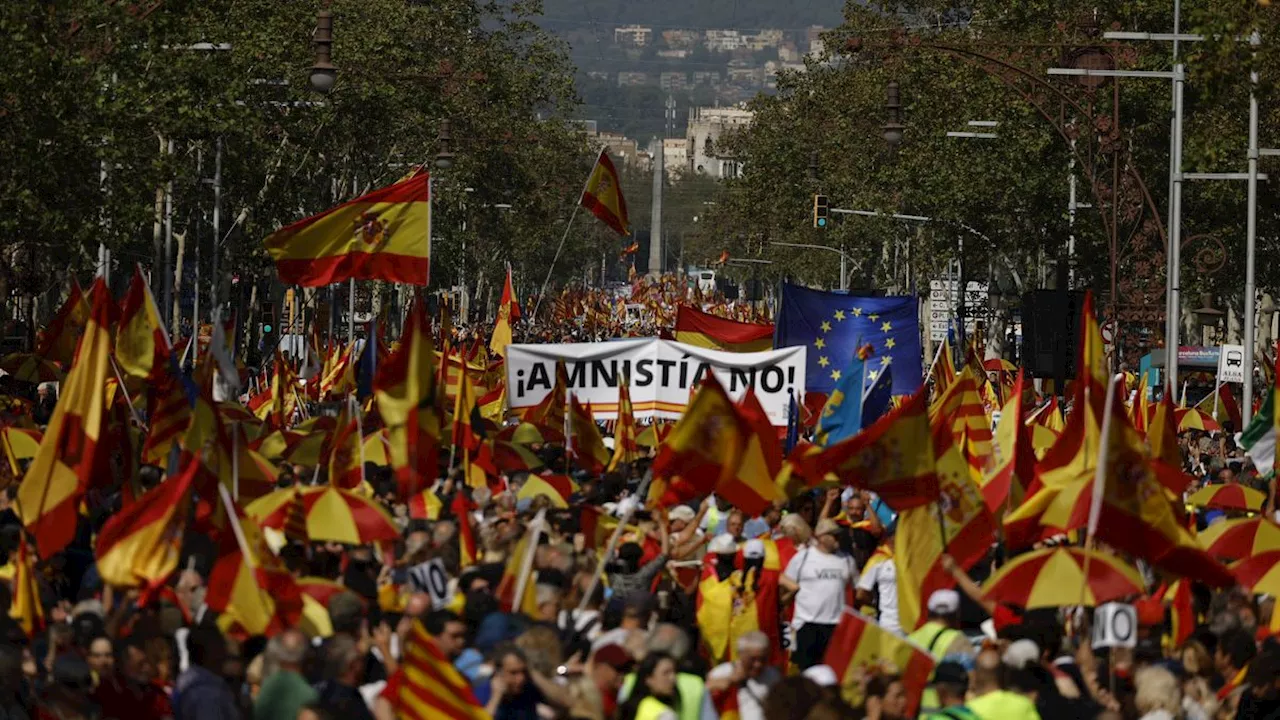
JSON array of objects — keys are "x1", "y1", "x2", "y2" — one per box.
[
  {"x1": 705, "y1": 29, "x2": 745, "y2": 53},
  {"x1": 663, "y1": 138, "x2": 689, "y2": 180},
  {"x1": 616, "y1": 71, "x2": 652, "y2": 87},
  {"x1": 660, "y1": 71, "x2": 689, "y2": 92},
  {"x1": 726, "y1": 66, "x2": 763, "y2": 85},
  {"x1": 743, "y1": 29, "x2": 784, "y2": 51},
  {"x1": 691, "y1": 71, "x2": 722, "y2": 87},
  {"x1": 595, "y1": 131, "x2": 642, "y2": 166},
  {"x1": 615, "y1": 25, "x2": 653, "y2": 47},
  {"x1": 686, "y1": 106, "x2": 753, "y2": 179},
  {"x1": 662, "y1": 30, "x2": 700, "y2": 49},
  {"x1": 778, "y1": 42, "x2": 801, "y2": 62},
  {"x1": 657, "y1": 49, "x2": 690, "y2": 59},
  {"x1": 806, "y1": 26, "x2": 827, "y2": 57}
]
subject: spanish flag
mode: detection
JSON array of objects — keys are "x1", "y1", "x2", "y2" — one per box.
[
  {"x1": 264, "y1": 172, "x2": 431, "y2": 287},
  {"x1": 1148, "y1": 384, "x2": 1181, "y2": 467},
  {"x1": 580, "y1": 149, "x2": 630, "y2": 236},
  {"x1": 115, "y1": 266, "x2": 172, "y2": 381},
  {"x1": 674, "y1": 305, "x2": 774, "y2": 353},
  {"x1": 717, "y1": 389, "x2": 786, "y2": 517},
  {"x1": 654, "y1": 375, "x2": 744, "y2": 499},
  {"x1": 9, "y1": 535, "x2": 43, "y2": 637},
  {"x1": 381, "y1": 619, "x2": 488, "y2": 720},
  {"x1": 981, "y1": 371, "x2": 1035, "y2": 515},
  {"x1": 496, "y1": 511, "x2": 543, "y2": 615},
  {"x1": 375, "y1": 301, "x2": 440, "y2": 497},
  {"x1": 35, "y1": 281, "x2": 90, "y2": 367},
  {"x1": 19, "y1": 279, "x2": 114, "y2": 557},
  {"x1": 490, "y1": 266, "x2": 520, "y2": 358},
  {"x1": 824, "y1": 609, "x2": 935, "y2": 716},
  {"x1": 452, "y1": 492, "x2": 478, "y2": 569},
  {"x1": 568, "y1": 395, "x2": 610, "y2": 474},
  {"x1": 95, "y1": 452, "x2": 197, "y2": 588}
]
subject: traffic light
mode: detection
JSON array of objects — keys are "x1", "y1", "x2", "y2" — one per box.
[
  {"x1": 813, "y1": 194, "x2": 830, "y2": 229},
  {"x1": 260, "y1": 300, "x2": 275, "y2": 337}
]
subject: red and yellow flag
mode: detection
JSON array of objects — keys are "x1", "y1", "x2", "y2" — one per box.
[
  {"x1": 375, "y1": 301, "x2": 440, "y2": 497},
  {"x1": 96, "y1": 452, "x2": 197, "y2": 588},
  {"x1": 9, "y1": 535, "x2": 43, "y2": 637},
  {"x1": 327, "y1": 401, "x2": 364, "y2": 490},
  {"x1": 718, "y1": 389, "x2": 785, "y2": 517},
  {"x1": 18, "y1": 279, "x2": 114, "y2": 556},
  {"x1": 824, "y1": 609, "x2": 936, "y2": 717},
  {"x1": 805, "y1": 389, "x2": 940, "y2": 512},
  {"x1": 930, "y1": 366, "x2": 993, "y2": 464},
  {"x1": 142, "y1": 374, "x2": 192, "y2": 466},
  {"x1": 1147, "y1": 384, "x2": 1181, "y2": 468},
  {"x1": 264, "y1": 172, "x2": 431, "y2": 287},
  {"x1": 452, "y1": 491, "x2": 478, "y2": 569},
  {"x1": 674, "y1": 305, "x2": 773, "y2": 353},
  {"x1": 207, "y1": 502, "x2": 303, "y2": 639},
  {"x1": 35, "y1": 282, "x2": 91, "y2": 366},
  {"x1": 982, "y1": 371, "x2": 1036, "y2": 515},
  {"x1": 655, "y1": 375, "x2": 746, "y2": 501},
  {"x1": 568, "y1": 396, "x2": 611, "y2": 475},
  {"x1": 115, "y1": 266, "x2": 172, "y2": 380},
  {"x1": 580, "y1": 149, "x2": 630, "y2": 236},
  {"x1": 381, "y1": 620, "x2": 489, "y2": 720},
  {"x1": 607, "y1": 376, "x2": 639, "y2": 471},
  {"x1": 490, "y1": 266, "x2": 520, "y2": 358}
]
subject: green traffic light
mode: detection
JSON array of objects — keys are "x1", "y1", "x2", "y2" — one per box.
[
  {"x1": 263, "y1": 324, "x2": 273, "y2": 333},
  {"x1": 817, "y1": 218, "x2": 827, "y2": 227}
]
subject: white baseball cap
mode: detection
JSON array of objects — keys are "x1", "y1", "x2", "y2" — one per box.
[
  {"x1": 708, "y1": 533, "x2": 738, "y2": 555},
  {"x1": 927, "y1": 589, "x2": 961, "y2": 615}
]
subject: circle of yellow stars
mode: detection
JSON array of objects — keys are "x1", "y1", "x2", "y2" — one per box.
[{"x1": 814, "y1": 306, "x2": 896, "y2": 382}]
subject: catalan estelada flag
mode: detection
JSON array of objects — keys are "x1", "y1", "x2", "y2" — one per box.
[
  {"x1": 96, "y1": 452, "x2": 196, "y2": 588},
  {"x1": 674, "y1": 305, "x2": 773, "y2": 353},
  {"x1": 18, "y1": 279, "x2": 115, "y2": 557},
  {"x1": 580, "y1": 149, "x2": 630, "y2": 236},
  {"x1": 824, "y1": 609, "x2": 935, "y2": 716},
  {"x1": 115, "y1": 265, "x2": 172, "y2": 381},
  {"x1": 264, "y1": 172, "x2": 431, "y2": 287},
  {"x1": 381, "y1": 619, "x2": 489, "y2": 720}
]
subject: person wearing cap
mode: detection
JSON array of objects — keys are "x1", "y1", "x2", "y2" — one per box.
[
  {"x1": 589, "y1": 644, "x2": 634, "y2": 718},
  {"x1": 908, "y1": 589, "x2": 971, "y2": 660},
  {"x1": 704, "y1": 631, "x2": 780, "y2": 720},
  {"x1": 780, "y1": 517, "x2": 858, "y2": 669},
  {"x1": 921, "y1": 661, "x2": 980, "y2": 720}
]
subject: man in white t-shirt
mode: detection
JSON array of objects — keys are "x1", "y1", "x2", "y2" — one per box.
[
  {"x1": 855, "y1": 554, "x2": 901, "y2": 634},
  {"x1": 780, "y1": 518, "x2": 857, "y2": 669},
  {"x1": 705, "y1": 632, "x2": 781, "y2": 720}
]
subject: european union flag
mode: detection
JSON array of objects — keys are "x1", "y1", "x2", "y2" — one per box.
[{"x1": 775, "y1": 284, "x2": 922, "y2": 396}]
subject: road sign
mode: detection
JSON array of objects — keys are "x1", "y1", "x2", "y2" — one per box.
[{"x1": 1218, "y1": 343, "x2": 1246, "y2": 384}]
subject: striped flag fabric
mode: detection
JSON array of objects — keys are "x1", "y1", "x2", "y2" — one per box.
[
  {"x1": 824, "y1": 609, "x2": 935, "y2": 717},
  {"x1": 674, "y1": 305, "x2": 773, "y2": 353},
  {"x1": 18, "y1": 279, "x2": 115, "y2": 557},
  {"x1": 95, "y1": 452, "x2": 197, "y2": 587},
  {"x1": 452, "y1": 491, "x2": 478, "y2": 569},
  {"x1": 607, "y1": 376, "x2": 638, "y2": 471},
  {"x1": 264, "y1": 172, "x2": 432, "y2": 287},
  {"x1": 142, "y1": 374, "x2": 192, "y2": 466},
  {"x1": 382, "y1": 619, "x2": 489, "y2": 720}
]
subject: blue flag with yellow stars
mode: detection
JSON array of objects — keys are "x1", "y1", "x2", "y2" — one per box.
[
  {"x1": 774, "y1": 284, "x2": 922, "y2": 396},
  {"x1": 815, "y1": 352, "x2": 868, "y2": 447}
]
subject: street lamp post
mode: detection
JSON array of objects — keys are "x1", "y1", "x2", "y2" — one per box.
[
  {"x1": 883, "y1": 81, "x2": 905, "y2": 149},
  {"x1": 309, "y1": 10, "x2": 337, "y2": 94}
]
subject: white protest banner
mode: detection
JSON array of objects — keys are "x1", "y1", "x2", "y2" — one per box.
[
  {"x1": 408, "y1": 557, "x2": 453, "y2": 609},
  {"x1": 506, "y1": 338, "x2": 806, "y2": 426}
]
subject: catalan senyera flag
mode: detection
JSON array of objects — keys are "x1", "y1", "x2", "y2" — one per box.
[
  {"x1": 18, "y1": 279, "x2": 114, "y2": 557},
  {"x1": 824, "y1": 609, "x2": 936, "y2": 717},
  {"x1": 674, "y1": 305, "x2": 774, "y2": 353},
  {"x1": 490, "y1": 266, "x2": 520, "y2": 358},
  {"x1": 375, "y1": 300, "x2": 440, "y2": 498},
  {"x1": 95, "y1": 452, "x2": 197, "y2": 587},
  {"x1": 930, "y1": 366, "x2": 993, "y2": 465},
  {"x1": 981, "y1": 371, "x2": 1036, "y2": 516},
  {"x1": 36, "y1": 282, "x2": 91, "y2": 367},
  {"x1": 607, "y1": 376, "x2": 639, "y2": 471},
  {"x1": 930, "y1": 335, "x2": 957, "y2": 398},
  {"x1": 568, "y1": 395, "x2": 611, "y2": 475},
  {"x1": 9, "y1": 535, "x2": 43, "y2": 637},
  {"x1": 116, "y1": 266, "x2": 172, "y2": 381},
  {"x1": 805, "y1": 389, "x2": 940, "y2": 512},
  {"x1": 142, "y1": 373, "x2": 192, "y2": 466},
  {"x1": 580, "y1": 149, "x2": 630, "y2": 236},
  {"x1": 264, "y1": 172, "x2": 431, "y2": 287},
  {"x1": 452, "y1": 491, "x2": 478, "y2": 569},
  {"x1": 381, "y1": 619, "x2": 489, "y2": 720}
]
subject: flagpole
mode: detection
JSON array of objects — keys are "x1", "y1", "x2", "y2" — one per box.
[
  {"x1": 576, "y1": 470, "x2": 652, "y2": 615},
  {"x1": 511, "y1": 508, "x2": 547, "y2": 614},
  {"x1": 532, "y1": 149, "x2": 605, "y2": 322},
  {"x1": 351, "y1": 394, "x2": 366, "y2": 488},
  {"x1": 924, "y1": 338, "x2": 947, "y2": 388},
  {"x1": 1079, "y1": 373, "x2": 1125, "y2": 608}
]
